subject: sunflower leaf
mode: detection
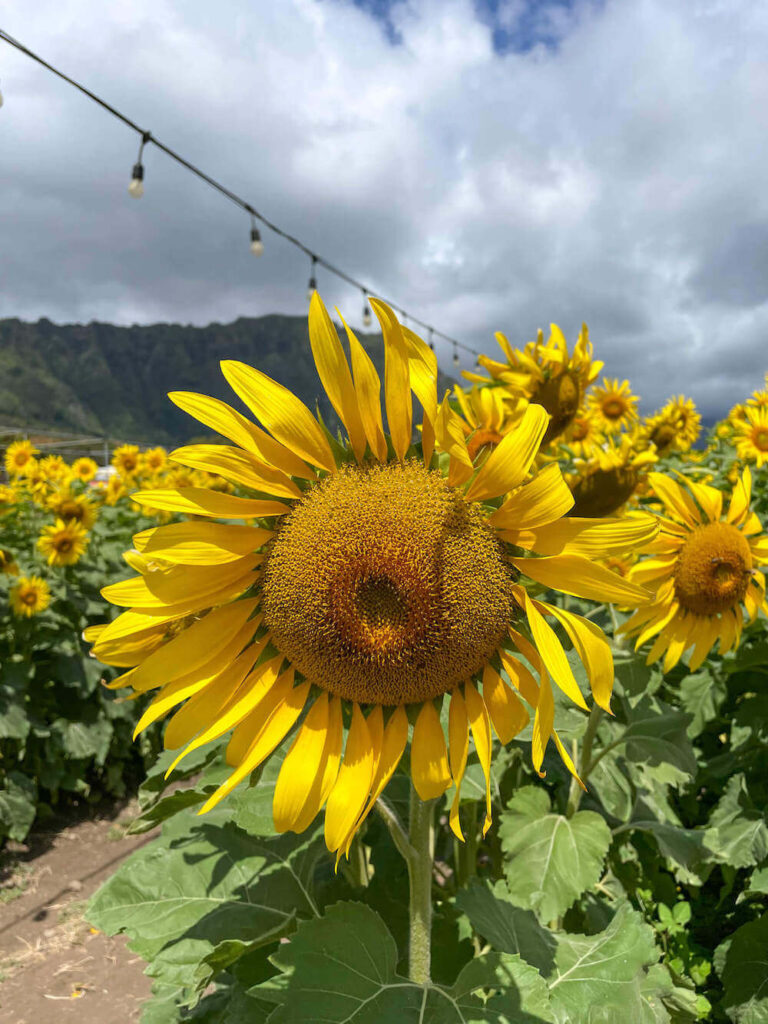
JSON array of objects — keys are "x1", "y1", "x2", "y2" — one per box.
[
  {"x1": 716, "y1": 912, "x2": 768, "y2": 1023},
  {"x1": 498, "y1": 787, "x2": 612, "y2": 922}
]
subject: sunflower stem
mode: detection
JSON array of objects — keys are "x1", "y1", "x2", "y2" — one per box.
[
  {"x1": 566, "y1": 704, "x2": 603, "y2": 819},
  {"x1": 407, "y1": 786, "x2": 435, "y2": 986}
]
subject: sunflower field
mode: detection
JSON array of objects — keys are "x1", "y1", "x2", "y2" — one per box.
[{"x1": 3, "y1": 297, "x2": 768, "y2": 1023}]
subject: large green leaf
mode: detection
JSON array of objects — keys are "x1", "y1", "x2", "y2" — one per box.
[
  {"x1": 257, "y1": 901, "x2": 556, "y2": 1023},
  {"x1": 704, "y1": 775, "x2": 768, "y2": 869},
  {"x1": 621, "y1": 698, "x2": 697, "y2": 784},
  {"x1": 678, "y1": 669, "x2": 725, "y2": 738},
  {"x1": 455, "y1": 880, "x2": 556, "y2": 975},
  {"x1": 0, "y1": 770, "x2": 37, "y2": 841},
  {"x1": 55, "y1": 715, "x2": 113, "y2": 763},
  {"x1": 498, "y1": 787, "x2": 612, "y2": 921},
  {"x1": 87, "y1": 818, "x2": 325, "y2": 993},
  {"x1": 717, "y1": 913, "x2": 768, "y2": 1023},
  {"x1": 546, "y1": 904, "x2": 660, "y2": 1024}
]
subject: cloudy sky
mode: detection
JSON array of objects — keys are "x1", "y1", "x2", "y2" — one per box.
[{"x1": 1, "y1": 0, "x2": 767, "y2": 418}]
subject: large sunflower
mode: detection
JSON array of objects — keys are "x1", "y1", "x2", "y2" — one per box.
[
  {"x1": 464, "y1": 324, "x2": 603, "y2": 443},
  {"x1": 89, "y1": 296, "x2": 655, "y2": 857},
  {"x1": 620, "y1": 470, "x2": 768, "y2": 671},
  {"x1": 641, "y1": 395, "x2": 701, "y2": 456},
  {"x1": 587, "y1": 378, "x2": 639, "y2": 434}
]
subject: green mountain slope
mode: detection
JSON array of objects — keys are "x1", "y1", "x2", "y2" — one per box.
[{"x1": 0, "y1": 315, "x2": 456, "y2": 445}]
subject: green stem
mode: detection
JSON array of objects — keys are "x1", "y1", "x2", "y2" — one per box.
[
  {"x1": 407, "y1": 786, "x2": 435, "y2": 985},
  {"x1": 566, "y1": 704, "x2": 603, "y2": 818}
]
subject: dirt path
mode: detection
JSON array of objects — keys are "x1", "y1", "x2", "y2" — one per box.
[{"x1": 0, "y1": 801, "x2": 156, "y2": 1024}]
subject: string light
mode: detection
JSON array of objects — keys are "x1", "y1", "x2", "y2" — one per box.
[
  {"x1": 362, "y1": 290, "x2": 372, "y2": 328},
  {"x1": 249, "y1": 214, "x2": 264, "y2": 256},
  {"x1": 128, "y1": 131, "x2": 149, "y2": 199},
  {"x1": 306, "y1": 256, "x2": 318, "y2": 302},
  {"x1": 428, "y1": 328, "x2": 434, "y2": 351},
  {"x1": 0, "y1": 28, "x2": 485, "y2": 371},
  {"x1": 453, "y1": 342, "x2": 460, "y2": 369}
]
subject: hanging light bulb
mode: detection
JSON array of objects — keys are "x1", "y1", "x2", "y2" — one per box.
[
  {"x1": 362, "y1": 290, "x2": 372, "y2": 328},
  {"x1": 428, "y1": 328, "x2": 435, "y2": 352},
  {"x1": 128, "y1": 131, "x2": 150, "y2": 199},
  {"x1": 453, "y1": 343, "x2": 460, "y2": 369},
  {"x1": 250, "y1": 225, "x2": 264, "y2": 257},
  {"x1": 306, "y1": 257, "x2": 318, "y2": 301}
]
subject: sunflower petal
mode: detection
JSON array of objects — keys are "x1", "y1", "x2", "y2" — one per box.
[
  {"x1": 133, "y1": 522, "x2": 272, "y2": 565},
  {"x1": 344, "y1": 705, "x2": 409, "y2": 851},
  {"x1": 464, "y1": 681, "x2": 493, "y2": 836},
  {"x1": 465, "y1": 404, "x2": 549, "y2": 502},
  {"x1": 309, "y1": 295, "x2": 367, "y2": 461},
  {"x1": 544, "y1": 604, "x2": 614, "y2": 713},
  {"x1": 513, "y1": 554, "x2": 652, "y2": 606},
  {"x1": 411, "y1": 700, "x2": 451, "y2": 800},
  {"x1": 517, "y1": 589, "x2": 588, "y2": 711},
  {"x1": 170, "y1": 444, "x2": 301, "y2": 499},
  {"x1": 132, "y1": 488, "x2": 289, "y2": 519},
  {"x1": 489, "y1": 463, "x2": 574, "y2": 530},
  {"x1": 325, "y1": 704, "x2": 376, "y2": 854},
  {"x1": 273, "y1": 692, "x2": 332, "y2": 833},
  {"x1": 371, "y1": 299, "x2": 412, "y2": 461},
  {"x1": 482, "y1": 663, "x2": 529, "y2": 743},
  {"x1": 342, "y1": 316, "x2": 388, "y2": 462},
  {"x1": 448, "y1": 689, "x2": 469, "y2": 841},
  {"x1": 648, "y1": 473, "x2": 701, "y2": 526}
]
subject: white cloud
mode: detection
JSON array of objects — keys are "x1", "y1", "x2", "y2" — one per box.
[{"x1": 1, "y1": 0, "x2": 767, "y2": 417}]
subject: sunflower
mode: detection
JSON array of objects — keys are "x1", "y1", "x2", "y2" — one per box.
[
  {"x1": 641, "y1": 395, "x2": 701, "y2": 456},
  {"x1": 587, "y1": 378, "x2": 639, "y2": 434},
  {"x1": 38, "y1": 518, "x2": 89, "y2": 567},
  {"x1": 71, "y1": 457, "x2": 99, "y2": 482},
  {"x1": 0, "y1": 548, "x2": 19, "y2": 575},
  {"x1": 465, "y1": 324, "x2": 603, "y2": 444},
  {"x1": 568, "y1": 432, "x2": 657, "y2": 518},
  {"x1": 39, "y1": 454, "x2": 71, "y2": 484},
  {"x1": 142, "y1": 447, "x2": 169, "y2": 475},
  {"x1": 4, "y1": 439, "x2": 39, "y2": 476},
  {"x1": 733, "y1": 406, "x2": 768, "y2": 468},
  {"x1": 10, "y1": 575, "x2": 51, "y2": 617},
  {"x1": 621, "y1": 470, "x2": 768, "y2": 671},
  {"x1": 0, "y1": 485, "x2": 17, "y2": 511},
  {"x1": 113, "y1": 444, "x2": 142, "y2": 478},
  {"x1": 747, "y1": 387, "x2": 768, "y2": 410},
  {"x1": 452, "y1": 384, "x2": 525, "y2": 462},
  {"x1": 560, "y1": 409, "x2": 605, "y2": 458},
  {"x1": 47, "y1": 487, "x2": 98, "y2": 528},
  {"x1": 89, "y1": 295, "x2": 655, "y2": 857},
  {"x1": 104, "y1": 475, "x2": 127, "y2": 506}
]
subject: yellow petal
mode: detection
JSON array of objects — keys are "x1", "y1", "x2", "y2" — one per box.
[
  {"x1": 168, "y1": 391, "x2": 314, "y2": 479},
  {"x1": 133, "y1": 521, "x2": 272, "y2": 565},
  {"x1": 435, "y1": 393, "x2": 474, "y2": 486},
  {"x1": 727, "y1": 467, "x2": 752, "y2": 525},
  {"x1": 448, "y1": 688, "x2": 469, "y2": 841},
  {"x1": 464, "y1": 681, "x2": 493, "y2": 836},
  {"x1": 221, "y1": 360, "x2": 336, "y2": 473},
  {"x1": 126, "y1": 599, "x2": 259, "y2": 694},
  {"x1": 310, "y1": 294, "x2": 367, "y2": 461},
  {"x1": 482, "y1": 663, "x2": 529, "y2": 743},
  {"x1": 552, "y1": 731, "x2": 584, "y2": 789},
  {"x1": 403, "y1": 325, "x2": 438, "y2": 459},
  {"x1": 101, "y1": 555, "x2": 260, "y2": 611},
  {"x1": 132, "y1": 488, "x2": 289, "y2": 519},
  {"x1": 648, "y1": 473, "x2": 700, "y2": 526},
  {"x1": 342, "y1": 316, "x2": 388, "y2": 462},
  {"x1": 499, "y1": 649, "x2": 540, "y2": 707},
  {"x1": 516, "y1": 589, "x2": 588, "y2": 711},
  {"x1": 343, "y1": 705, "x2": 408, "y2": 851},
  {"x1": 273, "y1": 692, "x2": 333, "y2": 833},
  {"x1": 465, "y1": 404, "x2": 549, "y2": 502},
  {"x1": 531, "y1": 664, "x2": 554, "y2": 779},
  {"x1": 370, "y1": 298, "x2": 412, "y2": 461},
  {"x1": 505, "y1": 513, "x2": 659, "y2": 558},
  {"x1": 324, "y1": 704, "x2": 376, "y2": 855},
  {"x1": 513, "y1": 554, "x2": 652, "y2": 606},
  {"x1": 686, "y1": 479, "x2": 722, "y2": 523},
  {"x1": 489, "y1": 463, "x2": 574, "y2": 530},
  {"x1": 411, "y1": 700, "x2": 451, "y2": 800},
  {"x1": 200, "y1": 676, "x2": 311, "y2": 813},
  {"x1": 544, "y1": 603, "x2": 614, "y2": 713},
  {"x1": 170, "y1": 444, "x2": 301, "y2": 500}
]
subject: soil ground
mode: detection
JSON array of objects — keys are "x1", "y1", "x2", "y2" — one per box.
[{"x1": 0, "y1": 800, "x2": 155, "y2": 1024}]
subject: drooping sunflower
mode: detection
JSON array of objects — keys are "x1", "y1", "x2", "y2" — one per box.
[
  {"x1": 71, "y1": 457, "x2": 100, "y2": 482},
  {"x1": 641, "y1": 395, "x2": 701, "y2": 456},
  {"x1": 620, "y1": 470, "x2": 768, "y2": 671},
  {"x1": 464, "y1": 324, "x2": 603, "y2": 444},
  {"x1": 10, "y1": 575, "x2": 51, "y2": 618},
  {"x1": 452, "y1": 384, "x2": 525, "y2": 462},
  {"x1": 112, "y1": 444, "x2": 142, "y2": 478},
  {"x1": 4, "y1": 439, "x2": 39, "y2": 477},
  {"x1": 0, "y1": 548, "x2": 19, "y2": 575},
  {"x1": 47, "y1": 487, "x2": 98, "y2": 529},
  {"x1": 38, "y1": 518, "x2": 89, "y2": 567},
  {"x1": 89, "y1": 296, "x2": 655, "y2": 857},
  {"x1": 568, "y1": 432, "x2": 657, "y2": 518},
  {"x1": 587, "y1": 378, "x2": 639, "y2": 434},
  {"x1": 733, "y1": 406, "x2": 768, "y2": 468}
]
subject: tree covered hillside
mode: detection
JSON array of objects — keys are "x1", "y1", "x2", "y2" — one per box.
[{"x1": 0, "y1": 315, "x2": 456, "y2": 444}]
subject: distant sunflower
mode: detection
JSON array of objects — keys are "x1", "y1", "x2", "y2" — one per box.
[
  {"x1": 89, "y1": 295, "x2": 654, "y2": 857},
  {"x1": 620, "y1": 470, "x2": 768, "y2": 671},
  {"x1": 4, "y1": 439, "x2": 38, "y2": 477},
  {"x1": 642, "y1": 395, "x2": 701, "y2": 456},
  {"x1": 0, "y1": 485, "x2": 17, "y2": 511},
  {"x1": 142, "y1": 447, "x2": 168, "y2": 475},
  {"x1": 465, "y1": 324, "x2": 602, "y2": 443},
  {"x1": 452, "y1": 384, "x2": 524, "y2": 462},
  {"x1": 113, "y1": 445, "x2": 142, "y2": 478},
  {"x1": 733, "y1": 406, "x2": 768, "y2": 468},
  {"x1": 0, "y1": 548, "x2": 19, "y2": 575},
  {"x1": 38, "y1": 518, "x2": 89, "y2": 567},
  {"x1": 39, "y1": 454, "x2": 70, "y2": 484},
  {"x1": 747, "y1": 388, "x2": 768, "y2": 410},
  {"x1": 568, "y1": 432, "x2": 657, "y2": 518},
  {"x1": 47, "y1": 487, "x2": 98, "y2": 529},
  {"x1": 10, "y1": 575, "x2": 51, "y2": 617},
  {"x1": 71, "y1": 457, "x2": 100, "y2": 482},
  {"x1": 588, "y1": 378, "x2": 639, "y2": 434},
  {"x1": 560, "y1": 409, "x2": 605, "y2": 458},
  {"x1": 104, "y1": 475, "x2": 127, "y2": 506}
]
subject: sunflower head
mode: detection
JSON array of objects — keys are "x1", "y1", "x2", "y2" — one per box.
[
  {"x1": 621, "y1": 469, "x2": 768, "y2": 672},
  {"x1": 642, "y1": 395, "x2": 701, "y2": 456},
  {"x1": 4, "y1": 439, "x2": 39, "y2": 476},
  {"x1": 560, "y1": 408, "x2": 605, "y2": 458},
  {"x1": 38, "y1": 518, "x2": 89, "y2": 566},
  {"x1": 112, "y1": 444, "x2": 142, "y2": 478},
  {"x1": 142, "y1": 447, "x2": 169, "y2": 474},
  {"x1": 733, "y1": 406, "x2": 768, "y2": 467},
  {"x1": 0, "y1": 484, "x2": 17, "y2": 511},
  {"x1": 47, "y1": 488, "x2": 98, "y2": 528},
  {"x1": 71, "y1": 457, "x2": 99, "y2": 482},
  {"x1": 587, "y1": 378, "x2": 639, "y2": 434},
  {"x1": 39, "y1": 454, "x2": 70, "y2": 484},
  {"x1": 10, "y1": 576, "x2": 51, "y2": 618},
  {"x1": 569, "y1": 432, "x2": 657, "y2": 517},
  {"x1": 90, "y1": 295, "x2": 655, "y2": 857},
  {"x1": 0, "y1": 548, "x2": 20, "y2": 575}
]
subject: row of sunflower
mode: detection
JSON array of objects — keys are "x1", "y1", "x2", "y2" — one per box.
[
  {"x1": 0, "y1": 438, "x2": 235, "y2": 842},
  {"x1": 55, "y1": 296, "x2": 768, "y2": 1022}
]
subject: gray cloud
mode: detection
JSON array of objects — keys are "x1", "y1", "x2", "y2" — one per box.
[{"x1": 1, "y1": 0, "x2": 767, "y2": 422}]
